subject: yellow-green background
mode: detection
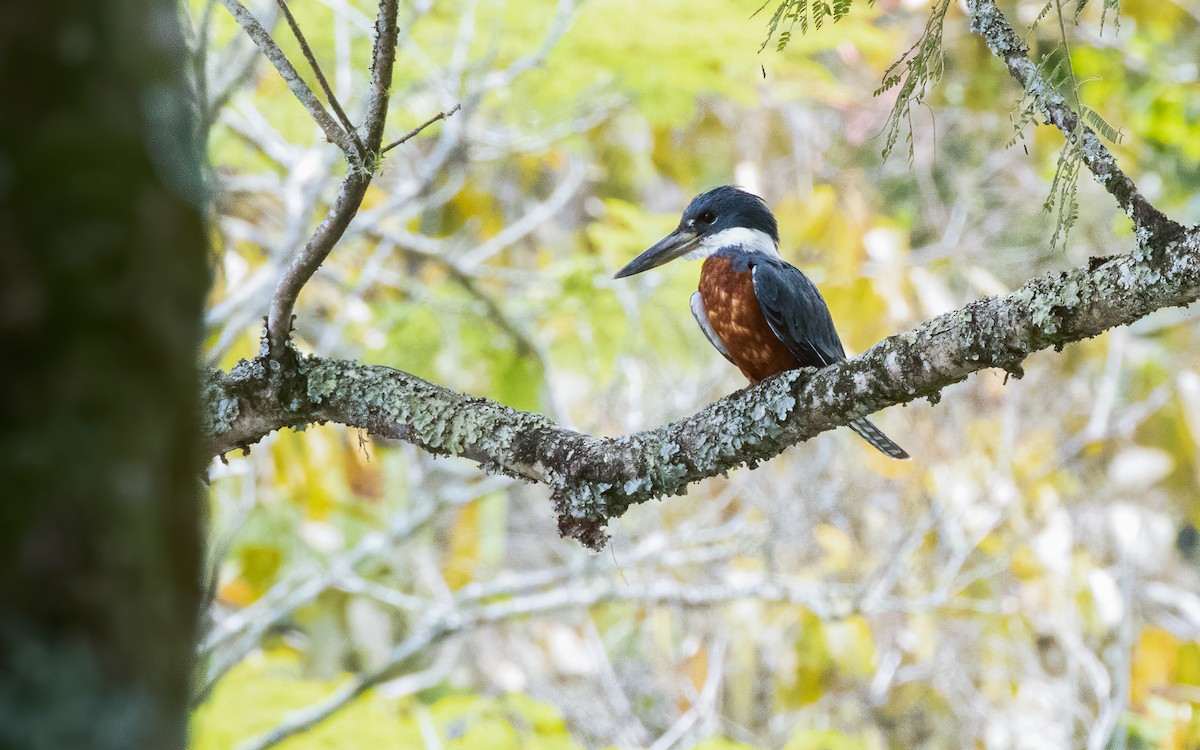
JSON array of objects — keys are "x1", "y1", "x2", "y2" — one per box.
[{"x1": 195, "y1": 0, "x2": 1200, "y2": 747}]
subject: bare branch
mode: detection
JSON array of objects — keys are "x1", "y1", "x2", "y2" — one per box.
[
  {"x1": 458, "y1": 156, "x2": 585, "y2": 267},
  {"x1": 274, "y1": 0, "x2": 365, "y2": 155},
  {"x1": 362, "y1": 0, "x2": 401, "y2": 150},
  {"x1": 965, "y1": 0, "x2": 1185, "y2": 247},
  {"x1": 480, "y1": 0, "x2": 574, "y2": 90},
  {"x1": 204, "y1": 223, "x2": 1200, "y2": 548},
  {"x1": 195, "y1": 488, "x2": 464, "y2": 700},
  {"x1": 217, "y1": 0, "x2": 357, "y2": 156},
  {"x1": 263, "y1": 0, "x2": 400, "y2": 356},
  {"x1": 648, "y1": 638, "x2": 725, "y2": 750},
  {"x1": 263, "y1": 174, "x2": 371, "y2": 354},
  {"x1": 238, "y1": 576, "x2": 870, "y2": 750},
  {"x1": 381, "y1": 103, "x2": 462, "y2": 154}
]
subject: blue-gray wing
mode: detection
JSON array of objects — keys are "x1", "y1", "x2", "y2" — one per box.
[
  {"x1": 750, "y1": 261, "x2": 846, "y2": 368},
  {"x1": 752, "y1": 259, "x2": 910, "y2": 460}
]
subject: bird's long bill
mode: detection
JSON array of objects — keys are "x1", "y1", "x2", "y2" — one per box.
[{"x1": 613, "y1": 228, "x2": 700, "y2": 279}]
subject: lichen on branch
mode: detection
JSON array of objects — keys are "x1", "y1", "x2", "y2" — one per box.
[
  {"x1": 204, "y1": 225, "x2": 1200, "y2": 549},
  {"x1": 966, "y1": 0, "x2": 1183, "y2": 249}
]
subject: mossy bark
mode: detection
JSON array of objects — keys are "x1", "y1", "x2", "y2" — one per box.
[{"x1": 0, "y1": 1, "x2": 207, "y2": 747}]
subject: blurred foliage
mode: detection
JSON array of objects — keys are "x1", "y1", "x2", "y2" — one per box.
[
  {"x1": 192, "y1": 652, "x2": 581, "y2": 748},
  {"x1": 194, "y1": 0, "x2": 1200, "y2": 747}
]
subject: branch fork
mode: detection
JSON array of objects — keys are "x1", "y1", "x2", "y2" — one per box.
[{"x1": 219, "y1": 0, "x2": 461, "y2": 359}]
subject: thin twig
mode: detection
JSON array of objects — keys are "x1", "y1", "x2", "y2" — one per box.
[
  {"x1": 195, "y1": 488, "x2": 457, "y2": 702},
  {"x1": 263, "y1": 0, "x2": 401, "y2": 356},
  {"x1": 217, "y1": 0, "x2": 356, "y2": 156},
  {"x1": 481, "y1": 0, "x2": 574, "y2": 90},
  {"x1": 238, "y1": 577, "x2": 869, "y2": 750},
  {"x1": 274, "y1": 0, "x2": 366, "y2": 156},
  {"x1": 381, "y1": 104, "x2": 462, "y2": 154}
]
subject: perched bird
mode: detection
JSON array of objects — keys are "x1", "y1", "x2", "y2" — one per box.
[{"x1": 614, "y1": 185, "x2": 908, "y2": 460}]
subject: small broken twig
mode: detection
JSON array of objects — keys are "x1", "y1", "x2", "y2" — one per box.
[{"x1": 381, "y1": 104, "x2": 462, "y2": 154}]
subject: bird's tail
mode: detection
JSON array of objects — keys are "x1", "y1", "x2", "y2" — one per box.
[{"x1": 849, "y1": 418, "x2": 910, "y2": 460}]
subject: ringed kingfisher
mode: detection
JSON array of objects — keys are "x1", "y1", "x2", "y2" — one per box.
[{"x1": 614, "y1": 185, "x2": 909, "y2": 460}]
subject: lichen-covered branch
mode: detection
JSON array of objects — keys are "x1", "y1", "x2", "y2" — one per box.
[
  {"x1": 262, "y1": 0, "x2": 399, "y2": 356},
  {"x1": 205, "y1": 225, "x2": 1200, "y2": 548},
  {"x1": 965, "y1": 0, "x2": 1185, "y2": 247}
]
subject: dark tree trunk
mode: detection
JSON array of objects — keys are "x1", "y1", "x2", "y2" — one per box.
[{"x1": 0, "y1": 1, "x2": 207, "y2": 747}]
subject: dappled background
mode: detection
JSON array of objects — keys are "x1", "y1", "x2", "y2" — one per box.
[{"x1": 193, "y1": 0, "x2": 1200, "y2": 747}]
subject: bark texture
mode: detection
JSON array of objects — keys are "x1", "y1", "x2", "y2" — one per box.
[
  {"x1": 0, "y1": 1, "x2": 207, "y2": 747},
  {"x1": 205, "y1": 223, "x2": 1200, "y2": 549}
]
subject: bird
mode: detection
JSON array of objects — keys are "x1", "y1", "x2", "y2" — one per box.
[{"x1": 613, "y1": 185, "x2": 909, "y2": 460}]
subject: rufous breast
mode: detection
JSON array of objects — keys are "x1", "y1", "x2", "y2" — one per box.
[{"x1": 698, "y1": 255, "x2": 798, "y2": 384}]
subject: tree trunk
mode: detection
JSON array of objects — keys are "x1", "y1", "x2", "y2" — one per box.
[{"x1": 0, "y1": 1, "x2": 207, "y2": 747}]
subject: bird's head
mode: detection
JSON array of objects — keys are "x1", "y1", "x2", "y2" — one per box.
[{"x1": 613, "y1": 185, "x2": 780, "y2": 279}]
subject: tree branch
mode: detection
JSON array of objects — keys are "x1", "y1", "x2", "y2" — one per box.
[
  {"x1": 204, "y1": 224, "x2": 1200, "y2": 548},
  {"x1": 964, "y1": 0, "x2": 1185, "y2": 247},
  {"x1": 274, "y1": 0, "x2": 365, "y2": 155},
  {"x1": 238, "y1": 574, "x2": 877, "y2": 750},
  {"x1": 263, "y1": 0, "x2": 399, "y2": 356},
  {"x1": 194, "y1": 490, "x2": 463, "y2": 702},
  {"x1": 362, "y1": 0, "x2": 399, "y2": 151},
  {"x1": 380, "y1": 103, "x2": 461, "y2": 154},
  {"x1": 217, "y1": 0, "x2": 357, "y2": 156}
]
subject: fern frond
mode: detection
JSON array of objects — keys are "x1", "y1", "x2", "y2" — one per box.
[
  {"x1": 1045, "y1": 135, "x2": 1083, "y2": 253},
  {"x1": 1034, "y1": 0, "x2": 1055, "y2": 25},
  {"x1": 1039, "y1": 0, "x2": 1087, "y2": 251},
  {"x1": 874, "y1": 0, "x2": 951, "y2": 161},
  {"x1": 795, "y1": 0, "x2": 809, "y2": 35},
  {"x1": 1081, "y1": 105, "x2": 1124, "y2": 143},
  {"x1": 760, "y1": 0, "x2": 791, "y2": 51},
  {"x1": 1100, "y1": 0, "x2": 1120, "y2": 33},
  {"x1": 762, "y1": 0, "x2": 860, "y2": 49},
  {"x1": 1007, "y1": 96, "x2": 1039, "y2": 148}
]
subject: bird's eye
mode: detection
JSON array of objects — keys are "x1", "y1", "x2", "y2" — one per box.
[{"x1": 698, "y1": 210, "x2": 716, "y2": 224}]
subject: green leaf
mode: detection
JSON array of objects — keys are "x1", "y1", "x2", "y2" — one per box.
[{"x1": 1081, "y1": 105, "x2": 1126, "y2": 143}]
